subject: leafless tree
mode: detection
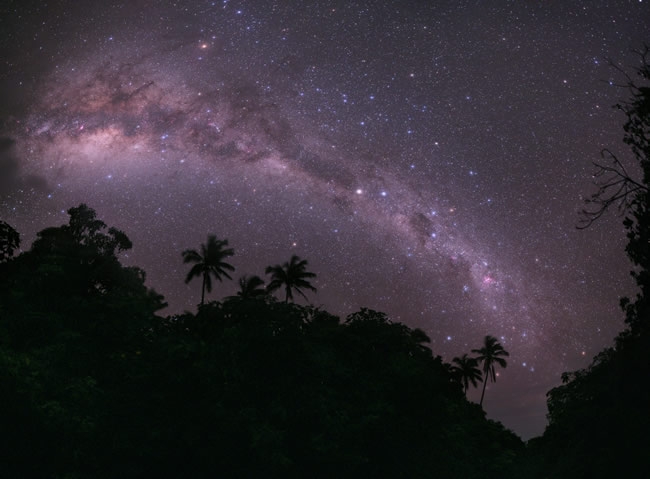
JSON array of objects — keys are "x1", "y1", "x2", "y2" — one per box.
[{"x1": 578, "y1": 45, "x2": 650, "y2": 229}]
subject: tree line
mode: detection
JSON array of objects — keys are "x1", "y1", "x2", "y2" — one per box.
[
  {"x1": 524, "y1": 46, "x2": 650, "y2": 478},
  {"x1": 0, "y1": 208, "x2": 521, "y2": 478},
  {"x1": 182, "y1": 230, "x2": 510, "y2": 407}
]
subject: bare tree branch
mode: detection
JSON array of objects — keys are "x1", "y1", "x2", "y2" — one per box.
[
  {"x1": 578, "y1": 44, "x2": 650, "y2": 229},
  {"x1": 578, "y1": 149, "x2": 647, "y2": 229}
]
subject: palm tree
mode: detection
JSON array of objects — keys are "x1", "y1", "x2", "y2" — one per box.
[
  {"x1": 182, "y1": 235, "x2": 235, "y2": 305},
  {"x1": 236, "y1": 275, "x2": 266, "y2": 299},
  {"x1": 472, "y1": 335, "x2": 509, "y2": 407},
  {"x1": 265, "y1": 255, "x2": 317, "y2": 303},
  {"x1": 450, "y1": 354, "x2": 482, "y2": 395}
]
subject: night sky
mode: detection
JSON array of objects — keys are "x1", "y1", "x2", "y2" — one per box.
[{"x1": 1, "y1": 0, "x2": 648, "y2": 439}]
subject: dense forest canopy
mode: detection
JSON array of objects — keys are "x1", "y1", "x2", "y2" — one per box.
[{"x1": 0, "y1": 206, "x2": 524, "y2": 478}]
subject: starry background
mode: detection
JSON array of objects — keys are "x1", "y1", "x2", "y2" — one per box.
[{"x1": 1, "y1": 0, "x2": 648, "y2": 439}]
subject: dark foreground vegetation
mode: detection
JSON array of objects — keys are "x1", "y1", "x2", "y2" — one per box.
[
  {"x1": 0, "y1": 206, "x2": 523, "y2": 478},
  {"x1": 523, "y1": 48, "x2": 650, "y2": 478}
]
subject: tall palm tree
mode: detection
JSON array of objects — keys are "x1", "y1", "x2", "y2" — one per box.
[
  {"x1": 236, "y1": 275, "x2": 266, "y2": 299},
  {"x1": 472, "y1": 335, "x2": 509, "y2": 407},
  {"x1": 265, "y1": 255, "x2": 317, "y2": 303},
  {"x1": 450, "y1": 354, "x2": 483, "y2": 395},
  {"x1": 182, "y1": 235, "x2": 235, "y2": 305}
]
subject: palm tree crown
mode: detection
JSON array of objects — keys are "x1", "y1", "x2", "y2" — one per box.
[
  {"x1": 265, "y1": 254, "x2": 317, "y2": 303},
  {"x1": 450, "y1": 353, "x2": 482, "y2": 395},
  {"x1": 472, "y1": 335, "x2": 509, "y2": 407},
  {"x1": 236, "y1": 275, "x2": 266, "y2": 299},
  {"x1": 182, "y1": 235, "x2": 235, "y2": 305}
]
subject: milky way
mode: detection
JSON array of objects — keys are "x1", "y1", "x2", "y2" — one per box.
[{"x1": 1, "y1": 0, "x2": 649, "y2": 438}]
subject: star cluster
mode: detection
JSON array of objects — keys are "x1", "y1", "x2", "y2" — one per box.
[{"x1": 1, "y1": 0, "x2": 648, "y2": 439}]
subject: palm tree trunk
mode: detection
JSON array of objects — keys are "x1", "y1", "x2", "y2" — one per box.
[
  {"x1": 479, "y1": 377, "x2": 488, "y2": 407},
  {"x1": 201, "y1": 273, "x2": 206, "y2": 306}
]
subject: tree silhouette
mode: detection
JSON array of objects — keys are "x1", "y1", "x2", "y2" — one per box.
[
  {"x1": 450, "y1": 353, "x2": 482, "y2": 395},
  {"x1": 578, "y1": 46, "x2": 650, "y2": 230},
  {"x1": 236, "y1": 274, "x2": 266, "y2": 299},
  {"x1": 472, "y1": 335, "x2": 509, "y2": 407},
  {"x1": 182, "y1": 235, "x2": 235, "y2": 305},
  {"x1": 265, "y1": 255, "x2": 317, "y2": 303},
  {"x1": 529, "y1": 49, "x2": 650, "y2": 478},
  {"x1": 0, "y1": 209, "x2": 527, "y2": 476},
  {"x1": 0, "y1": 220, "x2": 20, "y2": 263}
]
